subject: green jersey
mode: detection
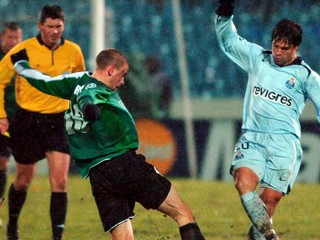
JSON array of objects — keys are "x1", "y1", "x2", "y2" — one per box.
[{"x1": 15, "y1": 61, "x2": 139, "y2": 178}]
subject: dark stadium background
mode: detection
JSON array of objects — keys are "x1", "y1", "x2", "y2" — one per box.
[{"x1": 2, "y1": 0, "x2": 320, "y2": 182}]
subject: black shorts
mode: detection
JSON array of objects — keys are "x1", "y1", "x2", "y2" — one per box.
[
  {"x1": 9, "y1": 108, "x2": 69, "y2": 164},
  {"x1": 0, "y1": 134, "x2": 11, "y2": 158},
  {"x1": 89, "y1": 150, "x2": 172, "y2": 232}
]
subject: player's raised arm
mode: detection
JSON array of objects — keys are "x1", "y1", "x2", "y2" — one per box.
[
  {"x1": 215, "y1": 0, "x2": 260, "y2": 73},
  {"x1": 11, "y1": 48, "x2": 51, "y2": 81},
  {"x1": 215, "y1": 0, "x2": 235, "y2": 17},
  {"x1": 11, "y1": 48, "x2": 74, "y2": 99}
]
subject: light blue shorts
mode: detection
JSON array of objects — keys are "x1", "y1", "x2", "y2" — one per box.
[{"x1": 230, "y1": 131, "x2": 302, "y2": 194}]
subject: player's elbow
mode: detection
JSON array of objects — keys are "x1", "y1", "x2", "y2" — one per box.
[{"x1": 82, "y1": 103, "x2": 101, "y2": 121}]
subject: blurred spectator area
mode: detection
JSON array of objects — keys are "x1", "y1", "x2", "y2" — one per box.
[{"x1": 1, "y1": 0, "x2": 320, "y2": 99}]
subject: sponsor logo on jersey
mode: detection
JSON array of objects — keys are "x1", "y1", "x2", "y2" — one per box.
[
  {"x1": 74, "y1": 85, "x2": 84, "y2": 95},
  {"x1": 285, "y1": 77, "x2": 295, "y2": 89},
  {"x1": 252, "y1": 86, "x2": 292, "y2": 106}
]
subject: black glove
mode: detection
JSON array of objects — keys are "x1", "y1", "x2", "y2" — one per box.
[
  {"x1": 82, "y1": 103, "x2": 101, "y2": 121},
  {"x1": 10, "y1": 48, "x2": 29, "y2": 65},
  {"x1": 215, "y1": 0, "x2": 235, "y2": 17}
]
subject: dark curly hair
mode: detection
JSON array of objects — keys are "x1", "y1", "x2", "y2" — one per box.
[{"x1": 271, "y1": 19, "x2": 302, "y2": 47}]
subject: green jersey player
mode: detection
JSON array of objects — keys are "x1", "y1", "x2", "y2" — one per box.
[{"x1": 10, "y1": 48, "x2": 205, "y2": 240}]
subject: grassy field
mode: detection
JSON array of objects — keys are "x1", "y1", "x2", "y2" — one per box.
[{"x1": 0, "y1": 175, "x2": 320, "y2": 239}]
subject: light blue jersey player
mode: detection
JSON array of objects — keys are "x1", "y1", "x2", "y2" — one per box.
[{"x1": 215, "y1": 0, "x2": 320, "y2": 239}]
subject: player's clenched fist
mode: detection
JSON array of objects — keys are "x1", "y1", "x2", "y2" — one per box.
[{"x1": 215, "y1": 0, "x2": 235, "y2": 17}]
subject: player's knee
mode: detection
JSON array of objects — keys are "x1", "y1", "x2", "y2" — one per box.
[
  {"x1": 234, "y1": 169, "x2": 259, "y2": 194},
  {"x1": 110, "y1": 221, "x2": 134, "y2": 240},
  {"x1": 0, "y1": 157, "x2": 9, "y2": 170},
  {"x1": 50, "y1": 176, "x2": 68, "y2": 191},
  {"x1": 14, "y1": 180, "x2": 31, "y2": 191},
  {"x1": 234, "y1": 179, "x2": 254, "y2": 194}
]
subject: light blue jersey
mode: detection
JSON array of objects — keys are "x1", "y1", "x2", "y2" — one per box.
[
  {"x1": 215, "y1": 15, "x2": 320, "y2": 139},
  {"x1": 215, "y1": 15, "x2": 320, "y2": 194}
]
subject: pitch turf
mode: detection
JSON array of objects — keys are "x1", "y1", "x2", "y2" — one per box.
[{"x1": 0, "y1": 175, "x2": 319, "y2": 239}]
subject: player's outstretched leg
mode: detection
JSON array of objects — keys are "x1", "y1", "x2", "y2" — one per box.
[
  {"x1": 158, "y1": 186, "x2": 205, "y2": 240},
  {"x1": 241, "y1": 192, "x2": 279, "y2": 240}
]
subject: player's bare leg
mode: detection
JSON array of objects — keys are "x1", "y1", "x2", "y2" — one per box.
[
  {"x1": 259, "y1": 188, "x2": 282, "y2": 220},
  {"x1": 110, "y1": 220, "x2": 134, "y2": 240},
  {"x1": 157, "y1": 186, "x2": 205, "y2": 240},
  {"x1": 234, "y1": 168, "x2": 279, "y2": 240}
]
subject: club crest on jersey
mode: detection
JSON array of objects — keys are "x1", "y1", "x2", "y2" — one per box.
[
  {"x1": 85, "y1": 83, "x2": 97, "y2": 89},
  {"x1": 285, "y1": 77, "x2": 295, "y2": 89},
  {"x1": 234, "y1": 147, "x2": 244, "y2": 160}
]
